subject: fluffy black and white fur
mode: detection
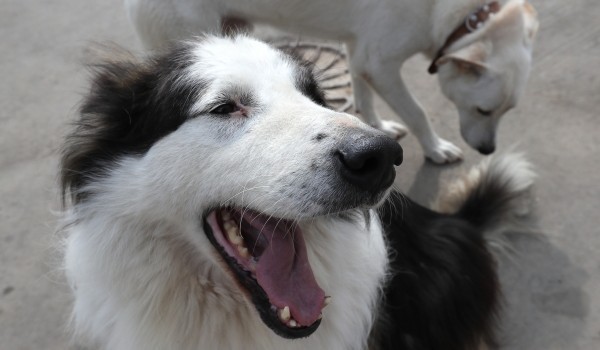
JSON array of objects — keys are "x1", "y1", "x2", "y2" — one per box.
[{"x1": 60, "y1": 35, "x2": 534, "y2": 350}]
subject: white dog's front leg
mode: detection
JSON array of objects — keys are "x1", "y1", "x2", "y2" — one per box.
[
  {"x1": 346, "y1": 44, "x2": 407, "y2": 140},
  {"x1": 363, "y1": 64, "x2": 463, "y2": 164},
  {"x1": 350, "y1": 73, "x2": 408, "y2": 141}
]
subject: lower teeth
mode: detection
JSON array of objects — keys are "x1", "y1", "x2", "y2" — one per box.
[{"x1": 278, "y1": 306, "x2": 291, "y2": 322}]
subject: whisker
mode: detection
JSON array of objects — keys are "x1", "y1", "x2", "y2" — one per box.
[
  {"x1": 221, "y1": 185, "x2": 272, "y2": 206},
  {"x1": 253, "y1": 197, "x2": 286, "y2": 254},
  {"x1": 239, "y1": 191, "x2": 275, "y2": 235}
]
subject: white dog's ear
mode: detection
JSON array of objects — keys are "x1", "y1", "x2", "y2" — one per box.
[
  {"x1": 488, "y1": 0, "x2": 539, "y2": 46},
  {"x1": 522, "y1": 1, "x2": 539, "y2": 42},
  {"x1": 436, "y1": 42, "x2": 489, "y2": 76}
]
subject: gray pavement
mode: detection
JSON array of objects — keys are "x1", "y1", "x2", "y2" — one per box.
[{"x1": 1, "y1": 0, "x2": 598, "y2": 349}]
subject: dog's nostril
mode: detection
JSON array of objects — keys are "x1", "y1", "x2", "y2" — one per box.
[
  {"x1": 394, "y1": 153, "x2": 403, "y2": 167},
  {"x1": 338, "y1": 152, "x2": 380, "y2": 175}
]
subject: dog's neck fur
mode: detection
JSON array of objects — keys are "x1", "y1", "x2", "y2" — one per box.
[{"x1": 429, "y1": 0, "x2": 508, "y2": 56}]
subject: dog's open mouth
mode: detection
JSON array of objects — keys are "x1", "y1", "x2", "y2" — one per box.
[{"x1": 204, "y1": 208, "x2": 327, "y2": 339}]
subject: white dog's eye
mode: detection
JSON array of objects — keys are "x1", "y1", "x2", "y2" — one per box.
[
  {"x1": 476, "y1": 107, "x2": 493, "y2": 117},
  {"x1": 211, "y1": 102, "x2": 239, "y2": 115}
]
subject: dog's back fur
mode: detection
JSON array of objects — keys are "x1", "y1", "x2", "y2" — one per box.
[{"x1": 60, "y1": 36, "x2": 535, "y2": 350}]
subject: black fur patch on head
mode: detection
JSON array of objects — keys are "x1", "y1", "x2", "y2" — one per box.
[
  {"x1": 61, "y1": 41, "x2": 205, "y2": 204},
  {"x1": 282, "y1": 50, "x2": 327, "y2": 107}
]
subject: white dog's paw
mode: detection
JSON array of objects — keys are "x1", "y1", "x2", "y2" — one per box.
[
  {"x1": 425, "y1": 139, "x2": 464, "y2": 164},
  {"x1": 379, "y1": 120, "x2": 408, "y2": 140}
]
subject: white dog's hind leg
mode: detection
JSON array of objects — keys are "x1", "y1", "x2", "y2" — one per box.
[{"x1": 363, "y1": 62, "x2": 463, "y2": 164}]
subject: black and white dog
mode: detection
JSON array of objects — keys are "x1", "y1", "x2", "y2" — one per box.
[{"x1": 61, "y1": 36, "x2": 534, "y2": 350}]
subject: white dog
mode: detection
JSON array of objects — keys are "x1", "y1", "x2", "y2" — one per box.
[
  {"x1": 124, "y1": 0, "x2": 539, "y2": 163},
  {"x1": 61, "y1": 36, "x2": 535, "y2": 349}
]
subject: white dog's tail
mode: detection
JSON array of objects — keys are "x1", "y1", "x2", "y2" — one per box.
[{"x1": 434, "y1": 152, "x2": 536, "y2": 233}]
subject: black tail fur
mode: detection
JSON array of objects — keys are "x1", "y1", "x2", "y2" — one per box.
[{"x1": 374, "y1": 153, "x2": 535, "y2": 350}]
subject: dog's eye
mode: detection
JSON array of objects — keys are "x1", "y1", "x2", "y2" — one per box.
[
  {"x1": 476, "y1": 107, "x2": 493, "y2": 117},
  {"x1": 210, "y1": 102, "x2": 238, "y2": 115}
]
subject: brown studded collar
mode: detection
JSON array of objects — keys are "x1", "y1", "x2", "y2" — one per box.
[{"x1": 428, "y1": 1, "x2": 501, "y2": 74}]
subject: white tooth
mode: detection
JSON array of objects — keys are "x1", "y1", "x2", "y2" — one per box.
[
  {"x1": 324, "y1": 296, "x2": 331, "y2": 307},
  {"x1": 226, "y1": 226, "x2": 243, "y2": 245},
  {"x1": 278, "y1": 306, "x2": 291, "y2": 322},
  {"x1": 230, "y1": 233, "x2": 243, "y2": 246},
  {"x1": 238, "y1": 246, "x2": 250, "y2": 259},
  {"x1": 288, "y1": 319, "x2": 298, "y2": 328},
  {"x1": 318, "y1": 313, "x2": 322, "y2": 320},
  {"x1": 223, "y1": 220, "x2": 235, "y2": 230}
]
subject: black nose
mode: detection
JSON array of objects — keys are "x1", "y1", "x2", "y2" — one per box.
[
  {"x1": 477, "y1": 144, "x2": 496, "y2": 155},
  {"x1": 336, "y1": 132, "x2": 403, "y2": 192}
]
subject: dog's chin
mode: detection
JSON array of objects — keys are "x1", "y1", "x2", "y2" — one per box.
[
  {"x1": 345, "y1": 188, "x2": 393, "y2": 213},
  {"x1": 320, "y1": 187, "x2": 392, "y2": 215},
  {"x1": 372, "y1": 187, "x2": 394, "y2": 209},
  {"x1": 202, "y1": 208, "x2": 326, "y2": 339}
]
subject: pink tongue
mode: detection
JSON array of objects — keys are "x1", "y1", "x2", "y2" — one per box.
[{"x1": 246, "y1": 214, "x2": 325, "y2": 326}]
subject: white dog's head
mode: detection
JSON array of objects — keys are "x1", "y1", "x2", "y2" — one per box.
[
  {"x1": 62, "y1": 36, "x2": 402, "y2": 339},
  {"x1": 435, "y1": 0, "x2": 538, "y2": 154}
]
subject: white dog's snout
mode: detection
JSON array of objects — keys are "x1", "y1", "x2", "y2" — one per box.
[{"x1": 461, "y1": 122, "x2": 497, "y2": 155}]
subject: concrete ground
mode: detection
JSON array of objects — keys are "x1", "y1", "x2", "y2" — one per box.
[{"x1": 0, "y1": 0, "x2": 598, "y2": 349}]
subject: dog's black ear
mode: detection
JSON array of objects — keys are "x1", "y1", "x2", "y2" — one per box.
[
  {"x1": 294, "y1": 59, "x2": 327, "y2": 107},
  {"x1": 61, "y1": 43, "x2": 202, "y2": 205},
  {"x1": 279, "y1": 47, "x2": 328, "y2": 107}
]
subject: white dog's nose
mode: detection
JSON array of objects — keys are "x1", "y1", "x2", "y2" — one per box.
[
  {"x1": 336, "y1": 132, "x2": 403, "y2": 193},
  {"x1": 477, "y1": 143, "x2": 496, "y2": 155}
]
